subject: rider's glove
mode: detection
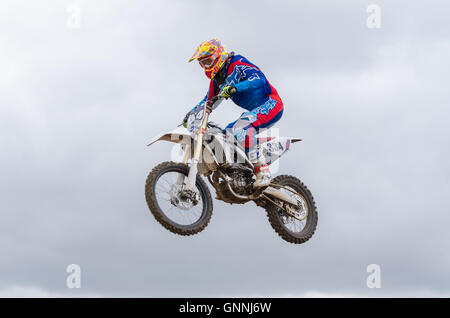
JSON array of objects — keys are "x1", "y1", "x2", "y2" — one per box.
[
  {"x1": 220, "y1": 86, "x2": 237, "y2": 99},
  {"x1": 182, "y1": 109, "x2": 193, "y2": 128}
]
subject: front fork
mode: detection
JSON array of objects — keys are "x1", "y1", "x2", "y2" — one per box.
[
  {"x1": 172, "y1": 142, "x2": 191, "y2": 193},
  {"x1": 176, "y1": 111, "x2": 210, "y2": 192}
]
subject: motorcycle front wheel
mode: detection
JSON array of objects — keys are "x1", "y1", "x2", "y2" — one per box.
[{"x1": 145, "y1": 161, "x2": 213, "y2": 236}]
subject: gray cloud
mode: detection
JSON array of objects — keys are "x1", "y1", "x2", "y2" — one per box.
[{"x1": 0, "y1": 0, "x2": 449, "y2": 297}]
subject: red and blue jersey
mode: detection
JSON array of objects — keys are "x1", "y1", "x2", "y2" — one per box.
[{"x1": 200, "y1": 54, "x2": 281, "y2": 111}]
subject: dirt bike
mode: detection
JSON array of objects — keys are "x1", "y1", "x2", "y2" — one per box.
[{"x1": 145, "y1": 92, "x2": 318, "y2": 244}]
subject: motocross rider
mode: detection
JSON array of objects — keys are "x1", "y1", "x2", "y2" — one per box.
[{"x1": 183, "y1": 39, "x2": 284, "y2": 188}]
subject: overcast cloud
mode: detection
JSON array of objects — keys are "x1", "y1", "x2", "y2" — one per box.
[{"x1": 0, "y1": 0, "x2": 449, "y2": 297}]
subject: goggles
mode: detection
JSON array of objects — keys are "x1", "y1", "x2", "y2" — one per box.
[{"x1": 198, "y1": 56, "x2": 215, "y2": 68}]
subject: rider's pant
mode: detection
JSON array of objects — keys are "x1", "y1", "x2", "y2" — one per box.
[{"x1": 225, "y1": 92, "x2": 284, "y2": 164}]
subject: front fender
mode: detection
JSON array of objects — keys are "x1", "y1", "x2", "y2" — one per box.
[{"x1": 147, "y1": 126, "x2": 193, "y2": 147}]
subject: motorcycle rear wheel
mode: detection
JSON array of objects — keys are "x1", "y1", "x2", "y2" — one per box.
[
  {"x1": 145, "y1": 161, "x2": 213, "y2": 236},
  {"x1": 265, "y1": 175, "x2": 318, "y2": 244}
]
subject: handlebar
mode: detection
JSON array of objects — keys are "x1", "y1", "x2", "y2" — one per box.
[
  {"x1": 207, "y1": 87, "x2": 236, "y2": 111},
  {"x1": 182, "y1": 87, "x2": 236, "y2": 129},
  {"x1": 207, "y1": 95, "x2": 224, "y2": 106}
]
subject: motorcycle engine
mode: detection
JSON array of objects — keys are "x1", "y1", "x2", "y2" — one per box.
[{"x1": 225, "y1": 165, "x2": 254, "y2": 195}]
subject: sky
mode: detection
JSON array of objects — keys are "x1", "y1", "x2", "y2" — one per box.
[{"x1": 0, "y1": 0, "x2": 449, "y2": 297}]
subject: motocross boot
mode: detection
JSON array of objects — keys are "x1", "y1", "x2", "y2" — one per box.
[
  {"x1": 247, "y1": 149, "x2": 271, "y2": 189},
  {"x1": 253, "y1": 164, "x2": 271, "y2": 188}
]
